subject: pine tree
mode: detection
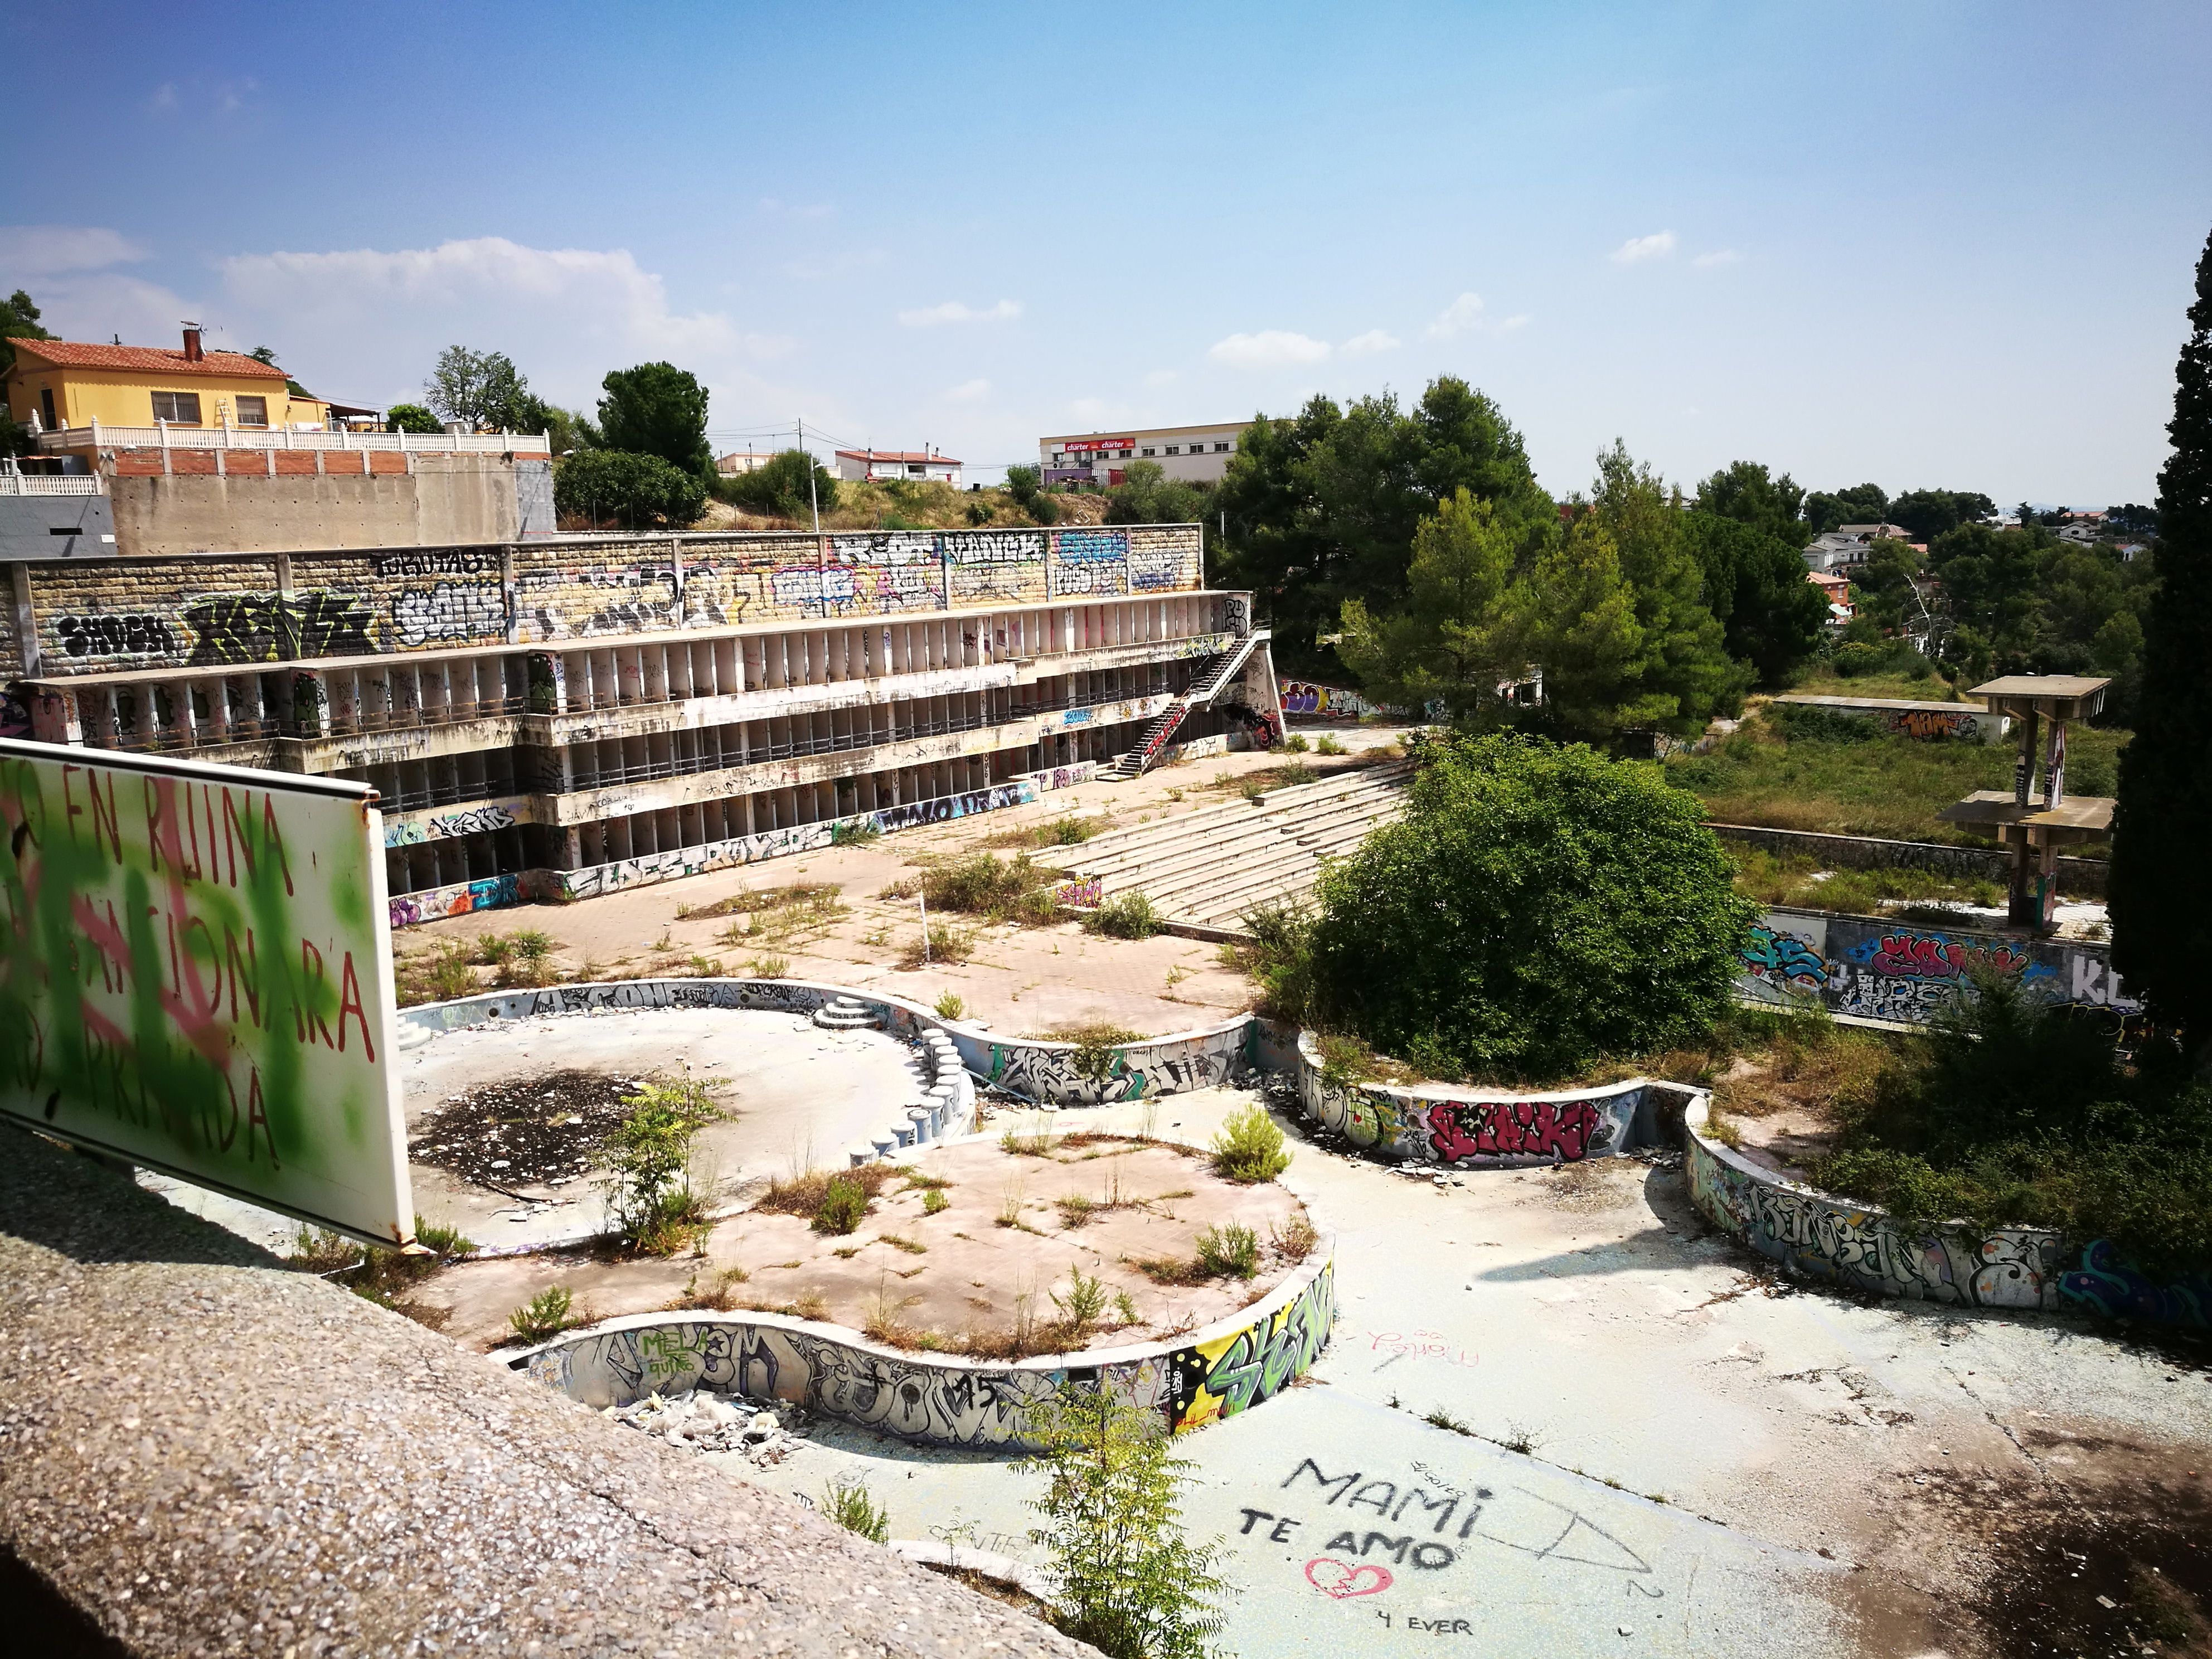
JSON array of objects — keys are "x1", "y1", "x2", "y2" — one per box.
[{"x1": 2111, "y1": 225, "x2": 2212, "y2": 1063}]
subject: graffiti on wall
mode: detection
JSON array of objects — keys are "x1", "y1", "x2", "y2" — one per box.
[
  {"x1": 518, "y1": 1253, "x2": 1333, "y2": 1446},
  {"x1": 0, "y1": 743, "x2": 410, "y2": 1243},
  {"x1": 1687, "y1": 1115, "x2": 2208, "y2": 1327},
  {"x1": 56, "y1": 613, "x2": 178, "y2": 659},
  {"x1": 180, "y1": 591, "x2": 381, "y2": 666},
  {"x1": 384, "y1": 803, "x2": 520, "y2": 848},
  {"x1": 828, "y1": 533, "x2": 945, "y2": 613},
  {"x1": 969, "y1": 1017, "x2": 1257, "y2": 1107},
  {"x1": 1425, "y1": 1099, "x2": 1609, "y2": 1163},
  {"x1": 1279, "y1": 681, "x2": 1384, "y2": 720},
  {"x1": 387, "y1": 872, "x2": 520, "y2": 929},
  {"x1": 392, "y1": 581, "x2": 508, "y2": 648},
  {"x1": 1734, "y1": 908, "x2": 2138, "y2": 1028},
  {"x1": 1050, "y1": 874, "x2": 1104, "y2": 909},
  {"x1": 1051, "y1": 528, "x2": 1129, "y2": 597},
  {"x1": 1297, "y1": 1040, "x2": 1646, "y2": 1167}
]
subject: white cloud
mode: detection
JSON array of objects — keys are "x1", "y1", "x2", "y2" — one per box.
[
  {"x1": 942, "y1": 378, "x2": 990, "y2": 403},
  {"x1": 1426, "y1": 293, "x2": 1485, "y2": 339},
  {"x1": 1610, "y1": 231, "x2": 1677, "y2": 264},
  {"x1": 1340, "y1": 329, "x2": 1400, "y2": 357},
  {"x1": 897, "y1": 298, "x2": 1021, "y2": 326},
  {"x1": 1692, "y1": 249, "x2": 1742, "y2": 268},
  {"x1": 1143, "y1": 368, "x2": 1179, "y2": 387},
  {"x1": 1207, "y1": 329, "x2": 1332, "y2": 368},
  {"x1": 0, "y1": 226, "x2": 148, "y2": 276}
]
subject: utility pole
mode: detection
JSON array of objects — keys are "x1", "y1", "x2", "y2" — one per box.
[{"x1": 798, "y1": 415, "x2": 821, "y2": 533}]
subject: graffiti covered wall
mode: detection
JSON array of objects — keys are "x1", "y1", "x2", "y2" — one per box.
[
  {"x1": 515, "y1": 1250, "x2": 1334, "y2": 1448},
  {"x1": 13, "y1": 525, "x2": 1207, "y2": 675},
  {"x1": 1294, "y1": 1033, "x2": 1658, "y2": 1166},
  {"x1": 956, "y1": 1009, "x2": 1259, "y2": 1106},
  {"x1": 1279, "y1": 681, "x2": 1390, "y2": 721},
  {"x1": 0, "y1": 738, "x2": 412, "y2": 1244},
  {"x1": 1770, "y1": 695, "x2": 2009, "y2": 744},
  {"x1": 1736, "y1": 906, "x2": 2138, "y2": 1029},
  {"x1": 1684, "y1": 1097, "x2": 2208, "y2": 1327}
]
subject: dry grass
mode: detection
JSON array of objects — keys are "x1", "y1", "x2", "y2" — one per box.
[{"x1": 753, "y1": 1163, "x2": 899, "y2": 1219}]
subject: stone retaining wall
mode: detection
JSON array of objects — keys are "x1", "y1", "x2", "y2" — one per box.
[
  {"x1": 945, "y1": 1008, "x2": 1260, "y2": 1106},
  {"x1": 512, "y1": 1244, "x2": 1337, "y2": 1449},
  {"x1": 1681, "y1": 1095, "x2": 2208, "y2": 1327}
]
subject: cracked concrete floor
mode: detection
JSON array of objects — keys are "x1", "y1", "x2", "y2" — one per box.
[{"x1": 710, "y1": 1086, "x2": 2212, "y2": 1659}]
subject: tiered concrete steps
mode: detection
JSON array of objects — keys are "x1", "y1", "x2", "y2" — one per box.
[
  {"x1": 1063, "y1": 760, "x2": 1414, "y2": 937},
  {"x1": 811, "y1": 995, "x2": 879, "y2": 1031}
]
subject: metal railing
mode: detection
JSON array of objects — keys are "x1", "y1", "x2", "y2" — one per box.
[
  {"x1": 37, "y1": 422, "x2": 551, "y2": 457},
  {"x1": 374, "y1": 775, "x2": 518, "y2": 813},
  {"x1": 318, "y1": 693, "x2": 526, "y2": 739}
]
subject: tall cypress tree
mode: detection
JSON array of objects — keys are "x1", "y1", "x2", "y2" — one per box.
[{"x1": 2111, "y1": 226, "x2": 2212, "y2": 1062}]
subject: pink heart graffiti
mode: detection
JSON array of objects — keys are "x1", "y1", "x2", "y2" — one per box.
[{"x1": 1304, "y1": 1558, "x2": 1394, "y2": 1599}]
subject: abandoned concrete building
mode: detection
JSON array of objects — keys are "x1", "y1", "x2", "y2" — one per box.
[{"x1": 1, "y1": 523, "x2": 1278, "y2": 927}]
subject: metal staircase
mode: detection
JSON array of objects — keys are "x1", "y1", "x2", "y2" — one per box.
[{"x1": 1097, "y1": 631, "x2": 1265, "y2": 780}]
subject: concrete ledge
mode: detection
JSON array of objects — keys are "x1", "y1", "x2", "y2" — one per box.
[
  {"x1": 0, "y1": 1126, "x2": 1094, "y2": 1656},
  {"x1": 510, "y1": 1244, "x2": 1338, "y2": 1450},
  {"x1": 1293, "y1": 1030, "x2": 1691, "y2": 1166},
  {"x1": 888, "y1": 1541, "x2": 1054, "y2": 1603},
  {"x1": 1680, "y1": 1095, "x2": 2210, "y2": 1327},
  {"x1": 944, "y1": 1008, "x2": 1259, "y2": 1107},
  {"x1": 1709, "y1": 821, "x2": 2108, "y2": 897}
]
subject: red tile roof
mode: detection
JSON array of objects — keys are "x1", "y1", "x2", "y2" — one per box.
[
  {"x1": 5, "y1": 338, "x2": 290, "y2": 380},
  {"x1": 835, "y1": 449, "x2": 963, "y2": 465}
]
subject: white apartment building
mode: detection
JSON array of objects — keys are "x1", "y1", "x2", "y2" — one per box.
[
  {"x1": 835, "y1": 449, "x2": 963, "y2": 487},
  {"x1": 1038, "y1": 421, "x2": 1252, "y2": 488}
]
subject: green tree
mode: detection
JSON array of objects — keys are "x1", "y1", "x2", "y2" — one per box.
[
  {"x1": 1587, "y1": 443, "x2": 1748, "y2": 730},
  {"x1": 1, "y1": 289, "x2": 53, "y2": 457},
  {"x1": 508, "y1": 391, "x2": 593, "y2": 454},
  {"x1": 1211, "y1": 377, "x2": 1552, "y2": 677},
  {"x1": 1803, "y1": 482, "x2": 1890, "y2": 535},
  {"x1": 1693, "y1": 460, "x2": 1806, "y2": 543},
  {"x1": 1017, "y1": 1386, "x2": 1225, "y2": 1659},
  {"x1": 553, "y1": 448, "x2": 707, "y2": 530},
  {"x1": 1517, "y1": 516, "x2": 1667, "y2": 744},
  {"x1": 384, "y1": 402, "x2": 442, "y2": 434},
  {"x1": 1104, "y1": 458, "x2": 1209, "y2": 526},
  {"x1": 718, "y1": 448, "x2": 837, "y2": 520},
  {"x1": 1680, "y1": 512, "x2": 1828, "y2": 685},
  {"x1": 425, "y1": 345, "x2": 529, "y2": 431},
  {"x1": 1887, "y1": 488, "x2": 1995, "y2": 544},
  {"x1": 1337, "y1": 487, "x2": 1525, "y2": 724},
  {"x1": 1003, "y1": 464, "x2": 1061, "y2": 525},
  {"x1": 596, "y1": 361, "x2": 712, "y2": 476},
  {"x1": 2112, "y1": 225, "x2": 2212, "y2": 1064},
  {"x1": 1306, "y1": 733, "x2": 1757, "y2": 1080}
]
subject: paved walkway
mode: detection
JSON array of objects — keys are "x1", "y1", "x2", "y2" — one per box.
[{"x1": 714, "y1": 1086, "x2": 2212, "y2": 1658}]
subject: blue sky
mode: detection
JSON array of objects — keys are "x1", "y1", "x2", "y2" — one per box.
[{"x1": 4, "y1": 2, "x2": 2209, "y2": 505}]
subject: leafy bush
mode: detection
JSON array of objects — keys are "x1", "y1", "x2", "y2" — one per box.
[
  {"x1": 508, "y1": 1285, "x2": 578, "y2": 1343},
  {"x1": 554, "y1": 448, "x2": 707, "y2": 530},
  {"x1": 933, "y1": 991, "x2": 966, "y2": 1020},
  {"x1": 1051, "y1": 1267, "x2": 1110, "y2": 1338},
  {"x1": 1195, "y1": 1221, "x2": 1260, "y2": 1279},
  {"x1": 717, "y1": 448, "x2": 839, "y2": 518},
  {"x1": 1051, "y1": 1022, "x2": 1143, "y2": 1088},
  {"x1": 1812, "y1": 972, "x2": 2212, "y2": 1277},
  {"x1": 1280, "y1": 733, "x2": 1311, "y2": 753},
  {"x1": 1831, "y1": 637, "x2": 1933, "y2": 680},
  {"x1": 1314, "y1": 734, "x2": 1347, "y2": 755},
  {"x1": 1017, "y1": 1387, "x2": 1226, "y2": 1659},
  {"x1": 812, "y1": 1175, "x2": 870, "y2": 1235},
  {"x1": 600, "y1": 1079, "x2": 721, "y2": 1253},
  {"x1": 923, "y1": 1188, "x2": 950, "y2": 1216},
  {"x1": 385, "y1": 402, "x2": 440, "y2": 434},
  {"x1": 1083, "y1": 892, "x2": 1161, "y2": 940},
  {"x1": 1767, "y1": 702, "x2": 1884, "y2": 744},
  {"x1": 819, "y1": 1475, "x2": 890, "y2": 1543},
  {"x1": 1306, "y1": 734, "x2": 1757, "y2": 1080},
  {"x1": 1210, "y1": 1105, "x2": 1292, "y2": 1183}
]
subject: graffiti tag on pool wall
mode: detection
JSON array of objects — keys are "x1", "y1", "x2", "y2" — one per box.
[{"x1": 1734, "y1": 908, "x2": 2137, "y2": 1027}]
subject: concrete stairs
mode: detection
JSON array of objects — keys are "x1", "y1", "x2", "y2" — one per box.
[
  {"x1": 1097, "y1": 632, "x2": 1265, "y2": 780},
  {"x1": 1063, "y1": 759, "x2": 1415, "y2": 935},
  {"x1": 811, "y1": 995, "x2": 879, "y2": 1031}
]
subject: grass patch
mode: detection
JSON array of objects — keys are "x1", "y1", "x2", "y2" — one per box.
[
  {"x1": 1728, "y1": 846, "x2": 2005, "y2": 914},
  {"x1": 812, "y1": 1176, "x2": 870, "y2": 1235},
  {"x1": 878, "y1": 1233, "x2": 928, "y2": 1254},
  {"x1": 1081, "y1": 891, "x2": 1161, "y2": 940},
  {"x1": 1666, "y1": 705, "x2": 2128, "y2": 847},
  {"x1": 289, "y1": 1216, "x2": 476, "y2": 1314},
  {"x1": 756, "y1": 1163, "x2": 898, "y2": 1220},
  {"x1": 819, "y1": 1474, "x2": 890, "y2": 1542},
  {"x1": 898, "y1": 921, "x2": 976, "y2": 969},
  {"x1": 1196, "y1": 1221, "x2": 1261, "y2": 1279},
  {"x1": 508, "y1": 1285, "x2": 581, "y2": 1343},
  {"x1": 675, "y1": 1264, "x2": 751, "y2": 1310},
  {"x1": 933, "y1": 990, "x2": 966, "y2": 1020},
  {"x1": 923, "y1": 1189, "x2": 950, "y2": 1215},
  {"x1": 1211, "y1": 1104, "x2": 1293, "y2": 1183},
  {"x1": 986, "y1": 815, "x2": 1104, "y2": 850}
]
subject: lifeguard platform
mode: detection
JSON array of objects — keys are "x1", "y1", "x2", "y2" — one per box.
[{"x1": 1936, "y1": 674, "x2": 2112, "y2": 933}]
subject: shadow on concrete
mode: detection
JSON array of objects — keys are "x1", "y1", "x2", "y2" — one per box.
[{"x1": 0, "y1": 1124, "x2": 282, "y2": 1270}]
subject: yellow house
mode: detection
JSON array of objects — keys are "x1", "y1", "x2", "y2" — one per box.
[{"x1": 4, "y1": 327, "x2": 327, "y2": 435}]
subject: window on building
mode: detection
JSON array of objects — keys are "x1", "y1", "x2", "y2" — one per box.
[
  {"x1": 1119, "y1": 448, "x2": 1133, "y2": 459},
  {"x1": 1165, "y1": 445, "x2": 1180, "y2": 455},
  {"x1": 152, "y1": 391, "x2": 202, "y2": 425},
  {"x1": 235, "y1": 395, "x2": 269, "y2": 427},
  {"x1": 1141, "y1": 447, "x2": 1156, "y2": 457},
  {"x1": 1214, "y1": 441, "x2": 1231, "y2": 452},
  {"x1": 908, "y1": 463, "x2": 925, "y2": 475},
  {"x1": 40, "y1": 388, "x2": 56, "y2": 429}
]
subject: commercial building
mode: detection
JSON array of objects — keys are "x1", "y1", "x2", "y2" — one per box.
[
  {"x1": 717, "y1": 452, "x2": 778, "y2": 475},
  {"x1": 4, "y1": 523, "x2": 1278, "y2": 928},
  {"x1": 1038, "y1": 421, "x2": 1251, "y2": 488},
  {"x1": 6, "y1": 327, "x2": 328, "y2": 435},
  {"x1": 833, "y1": 449, "x2": 963, "y2": 486}
]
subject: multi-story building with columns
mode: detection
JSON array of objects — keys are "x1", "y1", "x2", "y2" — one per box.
[{"x1": 2, "y1": 523, "x2": 1278, "y2": 928}]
